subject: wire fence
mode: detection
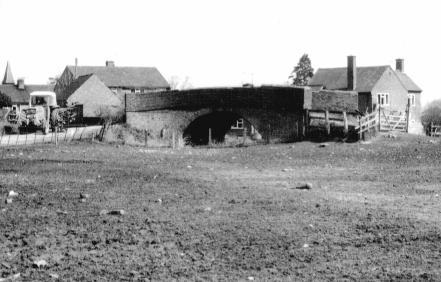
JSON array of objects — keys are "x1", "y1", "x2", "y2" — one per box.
[{"x1": 0, "y1": 125, "x2": 103, "y2": 147}]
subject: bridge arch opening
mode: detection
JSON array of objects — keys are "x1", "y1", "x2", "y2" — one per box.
[{"x1": 183, "y1": 111, "x2": 260, "y2": 146}]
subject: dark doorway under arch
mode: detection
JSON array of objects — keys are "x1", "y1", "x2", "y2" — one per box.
[{"x1": 183, "y1": 111, "x2": 252, "y2": 146}]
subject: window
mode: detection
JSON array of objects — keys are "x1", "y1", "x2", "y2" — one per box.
[
  {"x1": 408, "y1": 94, "x2": 416, "y2": 107},
  {"x1": 377, "y1": 93, "x2": 389, "y2": 106},
  {"x1": 134, "y1": 89, "x2": 141, "y2": 94},
  {"x1": 231, "y1": 118, "x2": 244, "y2": 129}
]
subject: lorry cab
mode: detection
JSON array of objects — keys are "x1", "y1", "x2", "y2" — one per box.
[{"x1": 29, "y1": 91, "x2": 58, "y2": 108}]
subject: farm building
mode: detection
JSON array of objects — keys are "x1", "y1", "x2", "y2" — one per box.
[
  {"x1": 0, "y1": 62, "x2": 54, "y2": 111},
  {"x1": 54, "y1": 60, "x2": 170, "y2": 108},
  {"x1": 308, "y1": 56, "x2": 423, "y2": 134},
  {"x1": 61, "y1": 74, "x2": 122, "y2": 123}
]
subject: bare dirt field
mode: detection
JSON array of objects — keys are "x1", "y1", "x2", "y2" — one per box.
[{"x1": 1, "y1": 134, "x2": 441, "y2": 281}]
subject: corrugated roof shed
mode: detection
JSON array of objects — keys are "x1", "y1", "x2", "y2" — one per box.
[{"x1": 66, "y1": 65, "x2": 170, "y2": 89}]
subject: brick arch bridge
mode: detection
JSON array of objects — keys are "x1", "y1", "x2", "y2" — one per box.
[{"x1": 125, "y1": 86, "x2": 358, "y2": 145}]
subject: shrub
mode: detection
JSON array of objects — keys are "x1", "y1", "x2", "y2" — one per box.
[
  {"x1": 0, "y1": 92, "x2": 12, "y2": 108},
  {"x1": 421, "y1": 99, "x2": 441, "y2": 126}
]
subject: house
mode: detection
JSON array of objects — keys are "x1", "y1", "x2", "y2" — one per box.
[
  {"x1": 54, "y1": 60, "x2": 170, "y2": 107},
  {"x1": 0, "y1": 62, "x2": 54, "y2": 111},
  {"x1": 63, "y1": 74, "x2": 122, "y2": 123},
  {"x1": 308, "y1": 56, "x2": 423, "y2": 133}
]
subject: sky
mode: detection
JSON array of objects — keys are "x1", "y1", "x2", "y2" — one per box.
[{"x1": 0, "y1": 0, "x2": 439, "y2": 105}]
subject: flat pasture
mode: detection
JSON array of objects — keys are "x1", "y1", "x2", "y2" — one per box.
[{"x1": 1, "y1": 134, "x2": 441, "y2": 281}]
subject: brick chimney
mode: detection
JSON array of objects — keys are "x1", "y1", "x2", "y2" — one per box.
[
  {"x1": 106, "y1": 61, "x2": 115, "y2": 67},
  {"x1": 17, "y1": 78, "x2": 25, "y2": 90},
  {"x1": 396, "y1": 58, "x2": 404, "y2": 72},
  {"x1": 347, "y1": 56, "x2": 357, "y2": 90}
]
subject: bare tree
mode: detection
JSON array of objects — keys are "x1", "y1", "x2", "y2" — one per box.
[
  {"x1": 168, "y1": 75, "x2": 180, "y2": 90},
  {"x1": 168, "y1": 75, "x2": 193, "y2": 90}
]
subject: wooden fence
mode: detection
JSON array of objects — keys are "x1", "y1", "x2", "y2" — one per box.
[
  {"x1": 428, "y1": 123, "x2": 441, "y2": 137},
  {"x1": 0, "y1": 126, "x2": 103, "y2": 147},
  {"x1": 379, "y1": 109, "x2": 408, "y2": 132},
  {"x1": 307, "y1": 110, "x2": 351, "y2": 136}
]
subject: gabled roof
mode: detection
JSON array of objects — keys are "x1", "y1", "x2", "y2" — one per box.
[
  {"x1": 308, "y1": 66, "x2": 389, "y2": 93},
  {"x1": 64, "y1": 74, "x2": 94, "y2": 97},
  {"x1": 56, "y1": 74, "x2": 94, "y2": 102},
  {"x1": 2, "y1": 62, "x2": 15, "y2": 84},
  {"x1": 395, "y1": 71, "x2": 422, "y2": 92},
  {"x1": 0, "y1": 84, "x2": 54, "y2": 104},
  {"x1": 66, "y1": 65, "x2": 170, "y2": 89}
]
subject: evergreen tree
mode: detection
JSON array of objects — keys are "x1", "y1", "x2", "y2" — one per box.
[
  {"x1": 0, "y1": 92, "x2": 12, "y2": 108},
  {"x1": 289, "y1": 54, "x2": 314, "y2": 86}
]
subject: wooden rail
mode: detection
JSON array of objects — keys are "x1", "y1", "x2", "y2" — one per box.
[
  {"x1": 308, "y1": 110, "x2": 349, "y2": 136},
  {"x1": 380, "y1": 110, "x2": 407, "y2": 132},
  {"x1": 355, "y1": 110, "x2": 378, "y2": 139},
  {"x1": 429, "y1": 123, "x2": 441, "y2": 137}
]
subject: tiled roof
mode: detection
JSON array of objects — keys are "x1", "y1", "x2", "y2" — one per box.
[
  {"x1": 395, "y1": 71, "x2": 422, "y2": 92},
  {"x1": 58, "y1": 74, "x2": 94, "y2": 102},
  {"x1": 0, "y1": 84, "x2": 54, "y2": 104},
  {"x1": 66, "y1": 65, "x2": 170, "y2": 89},
  {"x1": 308, "y1": 66, "x2": 389, "y2": 93}
]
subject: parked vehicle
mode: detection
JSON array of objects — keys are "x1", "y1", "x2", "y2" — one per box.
[{"x1": 4, "y1": 91, "x2": 76, "y2": 134}]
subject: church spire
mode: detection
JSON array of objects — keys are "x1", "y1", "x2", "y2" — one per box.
[{"x1": 2, "y1": 61, "x2": 15, "y2": 84}]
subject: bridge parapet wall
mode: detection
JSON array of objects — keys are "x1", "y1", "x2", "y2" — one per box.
[
  {"x1": 126, "y1": 86, "x2": 309, "y2": 112},
  {"x1": 125, "y1": 86, "x2": 359, "y2": 145}
]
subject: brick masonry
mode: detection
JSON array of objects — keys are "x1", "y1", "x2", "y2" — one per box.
[
  {"x1": 126, "y1": 108, "x2": 303, "y2": 142},
  {"x1": 125, "y1": 86, "x2": 359, "y2": 142}
]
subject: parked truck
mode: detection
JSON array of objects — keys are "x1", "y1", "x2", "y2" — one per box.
[{"x1": 4, "y1": 91, "x2": 77, "y2": 134}]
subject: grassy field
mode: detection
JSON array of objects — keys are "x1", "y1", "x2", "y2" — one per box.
[{"x1": 1, "y1": 134, "x2": 441, "y2": 281}]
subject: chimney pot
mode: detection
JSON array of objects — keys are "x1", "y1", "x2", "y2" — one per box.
[
  {"x1": 347, "y1": 55, "x2": 357, "y2": 90},
  {"x1": 17, "y1": 78, "x2": 25, "y2": 90},
  {"x1": 396, "y1": 58, "x2": 404, "y2": 72},
  {"x1": 106, "y1": 61, "x2": 115, "y2": 67}
]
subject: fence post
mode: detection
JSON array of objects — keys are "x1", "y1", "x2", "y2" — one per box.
[
  {"x1": 172, "y1": 131, "x2": 176, "y2": 149},
  {"x1": 378, "y1": 106, "x2": 381, "y2": 132},
  {"x1": 243, "y1": 127, "x2": 247, "y2": 144},
  {"x1": 343, "y1": 111, "x2": 348, "y2": 136},
  {"x1": 208, "y1": 128, "x2": 212, "y2": 146},
  {"x1": 325, "y1": 110, "x2": 330, "y2": 136},
  {"x1": 64, "y1": 127, "x2": 68, "y2": 142},
  {"x1": 79, "y1": 126, "x2": 85, "y2": 140},
  {"x1": 406, "y1": 99, "x2": 411, "y2": 133},
  {"x1": 358, "y1": 117, "x2": 362, "y2": 141},
  {"x1": 55, "y1": 127, "x2": 58, "y2": 145},
  {"x1": 267, "y1": 124, "x2": 271, "y2": 144},
  {"x1": 303, "y1": 109, "x2": 309, "y2": 139},
  {"x1": 145, "y1": 129, "x2": 148, "y2": 147}
]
